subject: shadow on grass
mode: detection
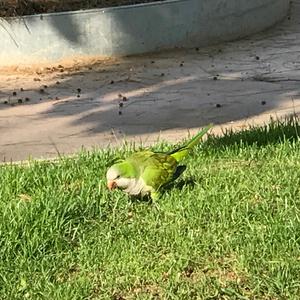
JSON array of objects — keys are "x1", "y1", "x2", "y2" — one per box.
[
  {"x1": 205, "y1": 116, "x2": 300, "y2": 150},
  {"x1": 173, "y1": 178, "x2": 196, "y2": 190}
]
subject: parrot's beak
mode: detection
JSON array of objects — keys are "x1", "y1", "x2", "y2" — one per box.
[{"x1": 107, "y1": 180, "x2": 117, "y2": 190}]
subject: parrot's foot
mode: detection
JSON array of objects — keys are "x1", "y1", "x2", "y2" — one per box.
[
  {"x1": 150, "y1": 191, "x2": 161, "y2": 210},
  {"x1": 150, "y1": 191, "x2": 161, "y2": 201}
]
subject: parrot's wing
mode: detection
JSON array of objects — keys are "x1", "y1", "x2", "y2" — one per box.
[
  {"x1": 129, "y1": 150, "x2": 155, "y2": 162},
  {"x1": 168, "y1": 124, "x2": 213, "y2": 162},
  {"x1": 140, "y1": 153, "x2": 178, "y2": 190}
]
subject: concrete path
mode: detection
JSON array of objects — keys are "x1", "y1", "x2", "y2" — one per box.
[{"x1": 0, "y1": 0, "x2": 299, "y2": 162}]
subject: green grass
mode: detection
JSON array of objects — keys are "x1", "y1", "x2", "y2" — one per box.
[{"x1": 1, "y1": 118, "x2": 300, "y2": 300}]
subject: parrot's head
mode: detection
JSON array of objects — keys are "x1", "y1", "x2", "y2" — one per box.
[{"x1": 106, "y1": 161, "x2": 136, "y2": 191}]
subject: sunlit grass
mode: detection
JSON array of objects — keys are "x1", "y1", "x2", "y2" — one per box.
[{"x1": 1, "y1": 118, "x2": 300, "y2": 299}]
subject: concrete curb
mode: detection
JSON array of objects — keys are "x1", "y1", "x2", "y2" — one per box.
[{"x1": 0, "y1": 0, "x2": 290, "y2": 66}]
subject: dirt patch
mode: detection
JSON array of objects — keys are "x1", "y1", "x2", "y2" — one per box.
[{"x1": 0, "y1": 0, "x2": 164, "y2": 17}]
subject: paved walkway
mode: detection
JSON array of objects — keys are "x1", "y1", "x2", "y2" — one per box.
[{"x1": 0, "y1": 1, "x2": 299, "y2": 162}]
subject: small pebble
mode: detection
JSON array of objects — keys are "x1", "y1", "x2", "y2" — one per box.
[
  {"x1": 118, "y1": 94, "x2": 123, "y2": 98},
  {"x1": 119, "y1": 102, "x2": 124, "y2": 108},
  {"x1": 25, "y1": 97, "x2": 30, "y2": 102},
  {"x1": 20, "y1": 88, "x2": 24, "y2": 92},
  {"x1": 213, "y1": 76, "x2": 218, "y2": 81},
  {"x1": 161, "y1": 73, "x2": 165, "y2": 77},
  {"x1": 261, "y1": 100, "x2": 266, "y2": 105},
  {"x1": 151, "y1": 61, "x2": 155, "y2": 64},
  {"x1": 77, "y1": 94, "x2": 80, "y2": 98},
  {"x1": 4, "y1": 100, "x2": 8, "y2": 104},
  {"x1": 77, "y1": 88, "x2": 81, "y2": 93},
  {"x1": 56, "y1": 81, "x2": 60, "y2": 85},
  {"x1": 216, "y1": 103, "x2": 222, "y2": 108},
  {"x1": 110, "y1": 80, "x2": 114, "y2": 84},
  {"x1": 39, "y1": 89, "x2": 45, "y2": 94},
  {"x1": 12, "y1": 91, "x2": 17, "y2": 96},
  {"x1": 34, "y1": 78, "x2": 41, "y2": 81},
  {"x1": 180, "y1": 63, "x2": 184, "y2": 67},
  {"x1": 195, "y1": 47, "x2": 199, "y2": 51},
  {"x1": 256, "y1": 56, "x2": 260, "y2": 60},
  {"x1": 18, "y1": 99, "x2": 23, "y2": 104},
  {"x1": 122, "y1": 96, "x2": 127, "y2": 102},
  {"x1": 43, "y1": 85, "x2": 48, "y2": 89},
  {"x1": 118, "y1": 111, "x2": 122, "y2": 115}
]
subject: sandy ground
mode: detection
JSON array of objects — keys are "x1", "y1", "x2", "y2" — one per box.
[{"x1": 0, "y1": 1, "x2": 300, "y2": 162}]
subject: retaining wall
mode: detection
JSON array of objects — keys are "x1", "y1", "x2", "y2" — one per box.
[{"x1": 0, "y1": 0, "x2": 290, "y2": 66}]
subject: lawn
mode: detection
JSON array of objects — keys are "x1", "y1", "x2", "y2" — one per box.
[{"x1": 1, "y1": 119, "x2": 300, "y2": 300}]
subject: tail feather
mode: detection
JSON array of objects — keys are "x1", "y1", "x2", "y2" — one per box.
[{"x1": 169, "y1": 124, "x2": 213, "y2": 162}]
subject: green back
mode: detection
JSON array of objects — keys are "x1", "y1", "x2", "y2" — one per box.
[{"x1": 128, "y1": 151, "x2": 178, "y2": 190}]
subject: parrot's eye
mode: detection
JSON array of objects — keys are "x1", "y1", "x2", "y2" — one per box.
[{"x1": 116, "y1": 175, "x2": 121, "y2": 179}]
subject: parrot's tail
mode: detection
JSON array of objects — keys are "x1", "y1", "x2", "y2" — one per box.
[{"x1": 169, "y1": 124, "x2": 213, "y2": 162}]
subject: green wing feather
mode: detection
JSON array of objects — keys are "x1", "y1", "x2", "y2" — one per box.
[
  {"x1": 127, "y1": 151, "x2": 177, "y2": 189},
  {"x1": 141, "y1": 154, "x2": 177, "y2": 190},
  {"x1": 168, "y1": 124, "x2": 213, "y2": 162}
]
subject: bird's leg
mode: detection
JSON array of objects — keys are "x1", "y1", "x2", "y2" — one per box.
[
  {"x1": 150, "y1": 191, "x2": 161, "y2": 201},
  {"x1": 150, "y1": 191, "x2": 161, "y2": 210}
]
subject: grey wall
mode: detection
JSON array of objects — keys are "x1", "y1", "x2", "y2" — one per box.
[{"x1": 0, "y1": 0, "x2": 290, "y2": 66}]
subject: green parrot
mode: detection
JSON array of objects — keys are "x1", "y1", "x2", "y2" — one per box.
[{"x1": 106, "y1": 124, "x2": 212, "y2": 200}]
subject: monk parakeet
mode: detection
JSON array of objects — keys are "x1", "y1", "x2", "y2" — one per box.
[{"x1": 106, "y1": 124, "x2": 212, "y2": 200}]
